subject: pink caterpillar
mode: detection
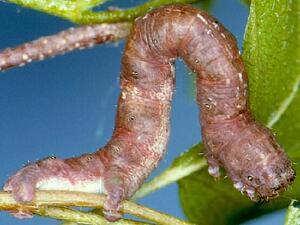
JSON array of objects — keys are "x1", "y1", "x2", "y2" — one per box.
[{"x1": 4, "y1": 4, "x2": 295, "y2": 221}]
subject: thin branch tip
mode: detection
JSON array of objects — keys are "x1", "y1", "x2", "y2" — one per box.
[{"x1": 0, "y1": 190, "x2": 194, "y2": 225}]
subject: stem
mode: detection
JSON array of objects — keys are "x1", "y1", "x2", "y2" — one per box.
[
  {"x1": 6, "y1": 0, "x2": 200, "y2": 24},
  {"x1": 60, "y1": 222, "x2": 81, "y2": 225},
  {"x1": 0, "y1": 191, "x2": 195, "y2": 225},
  {"x1": 35, "y1": 206, "x2": 149, "y2": 225},
  {"x1": 134, "y1": 156, "x2": 206, "y2": 199},
  {"x1": 0, "y1": 23, "x2": 131, "y2": 72},
  {"x1": 76, "y1": 0, "x2": 200, "y2": 24}
]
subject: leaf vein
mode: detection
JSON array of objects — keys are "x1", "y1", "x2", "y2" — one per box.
[{"x1": 267, "y1": 75, "x2": 300, "y2": 128}]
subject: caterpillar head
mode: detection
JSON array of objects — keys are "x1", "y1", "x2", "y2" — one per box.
[
  {"x1": 223, "y1": 123, "x2": 295, "y2": 201},
  {"x1": 240, "y1": 151, "x2": 295, "y2": 201}
]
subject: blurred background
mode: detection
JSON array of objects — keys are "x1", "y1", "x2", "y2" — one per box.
[{"x1": 0, "y1": 0, "x2": 287, "y2": 224}]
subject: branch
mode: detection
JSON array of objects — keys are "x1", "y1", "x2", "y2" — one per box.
[
  {"x1": 35, "y1": 206, "x2": 149, "y2": 225},
  {"x1": 75, "y1": 0, "x2": 200, "y2": 24},
  {"x1": 1, "y1": 0, "x2": 202, "y2": 72},
  {"x1": 60, "y1": 222, "x2": 80, "y2": 225},
  {"x1": 6, "y1": 0, "x2": 200, "y2": 24},
  {"x1": 0, "y1": 23, "x2": 131, "y2": 72},
  {"x1": 0, "y1": 191, "x2": 195, "y2": 225}
]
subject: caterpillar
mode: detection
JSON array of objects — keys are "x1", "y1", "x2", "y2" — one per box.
[{"x1": 3, "y1": 4, "x2": 295, "y2": 221}]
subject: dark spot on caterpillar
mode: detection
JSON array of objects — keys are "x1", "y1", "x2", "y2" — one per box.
[
  {"x1": 131, "y1": 71, "x2": 139, "y2": 79},
  {"x1": 273, "y1": 186, "x2": 281, "y2": 191},
  {"x1": 3, "y1": 4, "x2": 295, "y2": 222},
  {"x1": 204, "y1": 103, "x2": 211, "y2": 109},
  {"x1": 287, "y1": 176, "x2": 295, "y2": 183},
  {"x1": 112, "y1": 146, "x2": 121, "y2": 154},
  {"x1": 128, "y1": 115, "x2": 135, "y2": 121},
  {"x1": 87, "y1": 155, "x2": 93, "y2": 161}
]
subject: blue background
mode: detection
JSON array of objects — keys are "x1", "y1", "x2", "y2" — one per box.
[{"x1": 0, "y1": 0, "x2": 286, "y2": 224}]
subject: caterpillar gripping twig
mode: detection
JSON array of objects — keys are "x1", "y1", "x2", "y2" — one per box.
[{"x1": 3, "y1": 4, "x2": 295, "y2": 222}]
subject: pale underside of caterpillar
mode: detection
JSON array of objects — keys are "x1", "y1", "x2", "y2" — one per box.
[{"x1": 3, "y1": 4, "x2": 295, "y2": 221}]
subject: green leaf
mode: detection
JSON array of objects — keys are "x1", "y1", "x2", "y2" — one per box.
[
  {"x1": 7, "y1": 0, "x2": 108, "y2": 20},
  {"x1": 243, "y1": 0, "x2": 300, "y2": 129},
  {"x1": 285, "y1": 201, "x2": 300, "y2": 225},
  {"x1": 178, "y1": 0, "x2": 300, "y2": 224}
]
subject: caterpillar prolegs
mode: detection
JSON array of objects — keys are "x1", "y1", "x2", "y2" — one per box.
[{"x1": 3, "y1": 4, "x2": 295, "y2": 221}]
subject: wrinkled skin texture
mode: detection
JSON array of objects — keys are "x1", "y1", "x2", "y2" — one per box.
[{"x1": 3, "y1": 4, "x2": 295, "y2": 221}]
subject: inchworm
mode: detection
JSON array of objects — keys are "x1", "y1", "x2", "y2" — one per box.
[
  {"x1": 0, "y1": 23, "x2": 131, "y2": 71},
  {"x1": 3, "y1": 4, "x2": 295, "y2": 221}
]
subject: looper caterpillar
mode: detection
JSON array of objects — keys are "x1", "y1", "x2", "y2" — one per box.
[{"x1": 4, "y1": 4, "x2": 295, "y2": 221}]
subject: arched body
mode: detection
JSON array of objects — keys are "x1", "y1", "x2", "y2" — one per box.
[{"x1": 4, "y1": 4, "x2": 295, "y2": 221}]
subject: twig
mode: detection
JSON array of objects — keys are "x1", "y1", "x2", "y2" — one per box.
[
  {"x1": 60, "y1": 222, "x2": 81, "y2": 225},
  {"x1": 35, "y1": 206, "x2": 150, "y2": 225},
  {"x1": 0, "y1": 23, "x2": 131, "y2": 72},
  {"x1": 76, "y1": 0, "x2": 200, "y2": 24},
  {"x1": 0, "y1": 191, "x2": 195, "y2": 225},
  {"x1": 6, "y1": 0, "x2": 200, "y2": 24}
]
